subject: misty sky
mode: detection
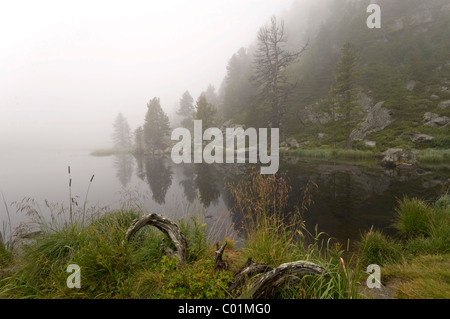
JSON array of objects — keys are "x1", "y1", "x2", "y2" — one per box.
[{"x1": 0, "y1": 0, "x2": 297, "y2": 150}]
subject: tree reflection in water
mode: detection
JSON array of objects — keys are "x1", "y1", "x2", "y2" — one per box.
[
  {"x1": 195, "y1": 163, "x2": 220, "y2": 208},
  {"x1": 113, "y1": 154, "x2": 134, "y2": 187},
  {"x1": 113, "y1": 154, "x2": 446, "y2": 244},
  {"x1": 144, "y1": 156, "x2": 173, "y2": 205},
  {"x1": 179, "y1": 164, "x2": 197, "y2": 204}
]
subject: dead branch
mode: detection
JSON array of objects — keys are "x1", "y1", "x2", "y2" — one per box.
[
  {"x1": 122, "y1": 213, "x2": 188, "y2": 266},
  {"x1": 214, "y1": 241, "x2": 228, "y2": 270},
  {"x1": 122, "y1": 215, "x2": 326, "y2": 297},
  {"x1": 229, "y1": 258, "x2": 274, "y2": 295},
  {"x1": 242, "y1": 260, "x2": 325, "y2": 299}
]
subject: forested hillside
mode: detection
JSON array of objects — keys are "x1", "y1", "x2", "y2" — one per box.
[{"x1": 214, "y1": 0, "x2": 450, "y2": 152}]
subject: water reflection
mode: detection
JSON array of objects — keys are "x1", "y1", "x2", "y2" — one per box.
[
  {"x1": 115, "y1": 154, "x2": 447, "y2": 243},
  {"x1": 179, "y1": 164, "x2": 197, "y2": 204},
  {"x1": 144, "y1": 156, "x2": 173, "y2": 205},
  {"x1": 135, "y1": 153, "x2": 146, "y2": 181},
  {"x1": 113, "y1": 154, "x2": 134, "y2": 187},
  {"x1": 195, "y1": 163, "x2": 221, "y2": 208},
  {"x1": 282, "y1": 160, "x2": 447, "y2": 242}
]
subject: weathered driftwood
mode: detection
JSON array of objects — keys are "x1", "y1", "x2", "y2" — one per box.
[
  {"x1": 242, "y1": 260, "x2": 326, "y2": 298},
  {"x1": 213, "y1": 242, "x2": 228, "y2": 270},
  {"x1": 229, "y1": 258, "x2": 274, "y2": 294},
  {"x1": 122, "y1": 215, "x2": 326, "y2": 297},
  {"x1": 122, "y1": 213, "x2": 188, "y2": 266}
]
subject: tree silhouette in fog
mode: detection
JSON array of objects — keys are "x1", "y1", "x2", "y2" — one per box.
[
  {"x1": 112, "y1": 113, "x2": 132, "y2": 149},
  {"x1": 143, "y1": 97, "x2": 171, "y2": 155}
]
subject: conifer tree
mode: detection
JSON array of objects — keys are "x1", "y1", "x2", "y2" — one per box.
[
  {"x1": 112, "y1": 113, "x2": 132, "y2": 149},
  {"x1": 329, "y1": 41, "x2": 361, "y2": 149},
  {"x1": 221, "y1": 47, "x2": 257, "y2": 122},
  {"x1": 143, "y1": 97, "x2": 170, "y2": 155},
  {"x1": 177, "y1": 91, "x2": 195, "y2": 128},
  {"x1": 194, "y1": 94, "x2": 217, "y2": 128},
  {"x1": 134, "y1": 126, "x2": 144, "y2": 154}
]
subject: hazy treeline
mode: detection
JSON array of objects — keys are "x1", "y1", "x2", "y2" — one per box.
[{"x1": 118, "y1": 0, "x2": 450, "y2": 154}]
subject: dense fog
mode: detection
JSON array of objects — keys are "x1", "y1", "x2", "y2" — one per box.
[{"x1": 0, "y1": 0, "x2": 317, "y2": 150}]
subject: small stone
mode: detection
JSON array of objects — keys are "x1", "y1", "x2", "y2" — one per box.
[
  {"x1": 364, "y1": 140, "x2": 376, "y2": 148},
  {"x1": 285, "y1": 137, "x2": 300, "y2": 149},
  {"x1": 430, "y1": 94, "x2": 439, "y2": 100},
  {"x1": 438, "y1": 100, "x2": 450, "y2": 109},
  {"x1": 382, "y1": 148, "x2": 417, "y2": 168}
]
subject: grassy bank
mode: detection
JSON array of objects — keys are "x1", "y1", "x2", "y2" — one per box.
[
  {"x1": 358, "y1": 194, "x2": 450, "y2": 298},
  {"x1": 416, "y1": 149, "x2": 450, "y2": 165},
  {"x1": 0, "y1": 212, "x2": 360, "y2": 299},
  {"x1": 280, "y1": 148, "x2": 375, "y2": 161},
  {"x1": 281, "y1": 147, "x2": 450, "y2": 168},
  {"x1": 0, "y1": 172, "x2": 448, "y2": 299},
  {"x1": 89, "y1": 148, "x2": 134, "y2": 157},
  {"x1": 0, "y1": 170, "x2": 363, "y2": 299}
]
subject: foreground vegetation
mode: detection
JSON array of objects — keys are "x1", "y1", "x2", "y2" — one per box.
[
  {"x1": 0, "y1": 171, "x2": 448, "y2": 299},
  {"x1": 358, "y1": 195, "x2": 450, "y2": 298}
]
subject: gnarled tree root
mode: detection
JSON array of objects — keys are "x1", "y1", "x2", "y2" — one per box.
[
  {"x1": 122, "y1": 213, "x2": 188, "y2": 266},
  {"x1": 240, "y1": 260, "x2": 326, "y2": 299},
  {"x1": 122, "y1": 215, "x2": 326, "y2": 298},
  {"x1": 229, "y1": 258, "x2": 274, "y2": 295}
]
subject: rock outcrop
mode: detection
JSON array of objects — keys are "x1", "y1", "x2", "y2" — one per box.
[
  {"x1": 423, "y1": 112, "x2": 450, "y2": 127},
  {"x1": 348, "y1": 101, "x2": 395, "y2": 142}
]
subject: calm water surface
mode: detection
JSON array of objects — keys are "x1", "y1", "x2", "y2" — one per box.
[{"x1": 1, "y1": 149, "x2": 448, "y2": 245}]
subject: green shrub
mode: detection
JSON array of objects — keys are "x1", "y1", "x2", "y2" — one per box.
[
  {"x1": 358, "y1": 228, "x2": 403, "y2": 266},
  {"x1": 414, "y1": 205, "x2": 450, "y2": 254},
  {"x1": 393, "y1": 197, "x2": 434, "y2": 238},
  {"x1": 144, "y1": 256, "x2": 234, "y2": 299},
  {"x1": 277, "y1": 242, "x2": 363, "y2": 299},
  {"x1": 179, "y1": 216, "x2": 209, "y2": 263},
  {"x1": 435, "y1": 194, "x2": 450, "y2": 209}
]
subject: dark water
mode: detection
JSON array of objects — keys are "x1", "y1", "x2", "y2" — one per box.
[{"x1": 1, "y1": 150, "x2": 448, "y2": 245}]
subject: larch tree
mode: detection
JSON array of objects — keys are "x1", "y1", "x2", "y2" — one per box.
[
  {"x1": 177, "y1": 91, "x2": 195, "y2": 129},
  {"x1": 112, "y1": 113, "x2": 132, "y2": 149},
  {"x1": 252, "y1": 15, "x2": 306, "y2": 128},
  {"x1": 194, "y1": 94, "x2": 217, "y2": 128}
]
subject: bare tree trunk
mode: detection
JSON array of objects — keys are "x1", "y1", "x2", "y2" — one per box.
[
  {"x1": 122, "y1": 213, "x2": 188, "y2": 267},
  {"x1": 253, "y1": 15, "x2": 306, "y2": 129},
  {"x1": 345, "y1": 135, "x2": 352, "y2": 150}
]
